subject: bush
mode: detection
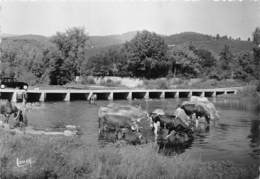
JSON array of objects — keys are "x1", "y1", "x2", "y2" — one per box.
[
  {"x1": 143, "y1": 78, "x2": 169, "y2": 89},
  {"x1": 100, "y1": 78, "x2": 121, "y2": 87},
  {"x1": 81, "y1": 76, "x2": 96, "y2": 85},
  {"x1": 157, "y1": 79, "x2": 169, "y2": 89}
]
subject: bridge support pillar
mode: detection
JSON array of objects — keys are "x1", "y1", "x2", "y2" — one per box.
[
  {"x1": 144, "y1": 92, "x2": 149, "y2": 100},
  {"x1": 160, "y1": 92, "x2": 165, "y2": 99},
  {"x1": 200, "y1": 91, "x2": 205, "y2": 97},
  {"x1": 11, "y1": 92, "x2": 17, "y2": 103},
  {"x1": 234, "y1": 90, "x2": 238, "y2": 94},
  {"x1": 108, "y1": 92, "x2": 113, "y2": 100},
  {"x1": 39, "y1": 92, "x2": 46, "y2": 102},
  {"x1": 87, "y1": 92, "x2": 93, "y2": 101},
  {"x1": 224, "y1": 91, "x2": 227, "y2": 95},
  {"x1": 85, "y1": 93, "x2": 89, "y2": 100},
  {"x1": 212, "y1": 91, "x2": 216, "y2": 97},
  {"x1": 188, "y1": 91, "x2": 192, "y2": 98},
  {"x1": 127, "y1": 92, "x2": 132, "y2": 100},
  {"x1": 174, "y1": 92, "x2": 179, "y2": 98},
  {"x1": 64, "y1": 92, "x2": 70, "y2": 102}
]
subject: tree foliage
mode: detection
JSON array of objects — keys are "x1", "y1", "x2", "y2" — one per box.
[
  {"x1": 124, "y1": 31, "x2": 169, "y2": 78},
  {"x1": 232, "y1": 51, "x2": 255, "y2": 80},
  {"x1": 253, "y1": 27, "x2": 260, "y2": 45},
  {"x1": 50, "y1": 27, "x2": 89, "y2": 84},
  {"x1": 83, "y1": 48, "x2": 129, "y2": 77},
  {"x1": 253, "y1": 47, "x2": 260, "y2": 79},
  {"x1": 0, "y1": 37, "x2": 51, "y2": 84},
  {"x1": 167, "y1": 45, "x2": 202, "y2": 78},
  {"x1": 1, "y1": 27, "x2": 260, "y2": 86}
]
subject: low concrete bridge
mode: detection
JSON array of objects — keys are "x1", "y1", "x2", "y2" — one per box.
[{"x1": 0, "y1": 87, "x2": 241, "y2": 103}]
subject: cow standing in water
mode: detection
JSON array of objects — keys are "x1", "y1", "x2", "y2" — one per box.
[{"x1": 150, "y1": 112, "x2": 192, "y2": 141}]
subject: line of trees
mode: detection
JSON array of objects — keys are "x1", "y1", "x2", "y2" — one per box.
[
  {"x1": 85, "y1": 29, "x2": 260, "y2": 81},
  {"x1": 1, "y1": 27, "x2": 260, "y2": 85}
]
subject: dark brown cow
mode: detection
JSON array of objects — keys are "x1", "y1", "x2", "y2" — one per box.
[
  {"x1": 181, "y1": 103, "x2": 211, "y2": 124},
  {"x1": 150, "y1": 112, "x2": 193, "y2": 142}
]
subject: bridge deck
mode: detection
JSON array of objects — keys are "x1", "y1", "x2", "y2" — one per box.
[{"x1": 0, "y1": 87, "x2": 241, "y2": 102}]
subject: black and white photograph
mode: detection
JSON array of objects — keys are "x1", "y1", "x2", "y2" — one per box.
[{"x1": 0, "y1": 0, "x2": 260, "y2": 178}]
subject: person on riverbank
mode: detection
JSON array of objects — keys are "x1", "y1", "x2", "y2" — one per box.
[
  {"x1": 11, "y1": 89, "x2": 28, "y2": 129},
  {"x1": 13, "y1": 109, "x2": 28, "y2": 129},
  {"x1": 89, "y1": 94, "x2": 97, "y2": 104},
  {"x1": 22, "y1": 89, "x2": 28, "y2": 106}
]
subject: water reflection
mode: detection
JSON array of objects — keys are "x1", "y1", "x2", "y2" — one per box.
[
  {"x1": 214, "y1": 97, "x2": 260, "y2": 112},
  {"x1": 158, "y1": 138, "x2": 194, "y2": 156},
  {"x1": 217, "y1": 123, "x2": 230, "y2": 132},
  {"x1": 248, "y1": 119, "x2": 260, "y2": 161},
  {"x1": 249, "y1": 120, "x2": 260, "y2": 147}
]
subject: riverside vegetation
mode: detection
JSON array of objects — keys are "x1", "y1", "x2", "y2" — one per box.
[
  {"x1": 0, "y1": 130, "x2": 258, "y2": 179},
  {"x1": 1, "y1": 27, "x2": 260, "y2": 87}
]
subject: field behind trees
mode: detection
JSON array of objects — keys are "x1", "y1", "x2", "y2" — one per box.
[{"x1": 1, "y1": 27, "x2": 260, "y2": 88}]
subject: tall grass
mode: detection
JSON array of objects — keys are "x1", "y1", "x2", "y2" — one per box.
[{"x1": 0, "y1": 130, "x2": 258, "y2": 179}]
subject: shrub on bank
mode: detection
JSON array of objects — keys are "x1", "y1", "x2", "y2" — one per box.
[
  {"x1": 143, "y1": 78, "x2": 170, "y2": 89},
  {"x1": 100, "y1": 78, "x2": 121, "y2": 87},
  {"x1": 81, "y1": 76, "x2": 96, "y2": 85}
]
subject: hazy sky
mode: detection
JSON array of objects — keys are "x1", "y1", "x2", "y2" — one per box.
[{"x1": 1, "y1": 0, "x2": 260, "y2": 39}]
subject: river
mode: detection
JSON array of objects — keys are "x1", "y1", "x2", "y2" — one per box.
[{"x1": 26, "y1": 97, "x2": 260, "y2": 166}]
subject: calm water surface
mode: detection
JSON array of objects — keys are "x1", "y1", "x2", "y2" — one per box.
[{"x1": 27, "y1": 98, "x2": 260, "y2": 166}]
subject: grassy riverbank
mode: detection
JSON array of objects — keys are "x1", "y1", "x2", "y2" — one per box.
[
  {"x1": 30, "y1": 78, "x2": 249, "y2": 90},
  {"x1": 0, "y1": 130, "x2": 258, "y2": 179}
]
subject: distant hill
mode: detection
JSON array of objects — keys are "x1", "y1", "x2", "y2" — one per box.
[
  {"x1": 1, "y1": 31, "x2": 254, "y2": 57},
  {"x1": 88, "y1": 31, "x2": 137, "y2": 48},
  {"x1": 1, "y1": 31, "x2": 136, "y2": 49},
  {"x1": 85, "y1": 44, "x2": 122, "y2": 59},
  {"x1": 2, "y1": 34, "x2": 53, "y2": 50},
  {"x1": 164, "y1": 32, "x2": 213, "y2": 44},
  {"x1": 1, "y1": 33, "x2": 17, "y2": 38},
  {"x1": 164, "y1": 32, "x2": 254, "y2": 54},
  {"x1": 4, "y1": 34, "x2": 49, "y2": 41}
]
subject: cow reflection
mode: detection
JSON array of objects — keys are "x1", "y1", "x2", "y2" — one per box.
[
  {"x1": 249, "y1": 119, "x2": 260, "y2": 148},
  {"x1": 157, "y1": 137, "x2": 194, "y2": 156}
]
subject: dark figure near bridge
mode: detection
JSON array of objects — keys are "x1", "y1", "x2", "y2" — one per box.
[
  {"x1": 16, "y1": 89, "x2": 28, "y2": 105},
  {"x1": 89, "y1": 94, "x2": 97, "y2": 104}
]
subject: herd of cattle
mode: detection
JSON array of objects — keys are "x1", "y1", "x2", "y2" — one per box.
[
  {"x1": 0, "y1": 96, "x2": 219, "y2": 147},
  {"x1": 98, "y1": 96, "x2": 220, "y2": 146}
]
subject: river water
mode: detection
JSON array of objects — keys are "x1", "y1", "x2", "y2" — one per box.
[{"x1": 26, "y1": 97, "x2": 260, "y2": 166}]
